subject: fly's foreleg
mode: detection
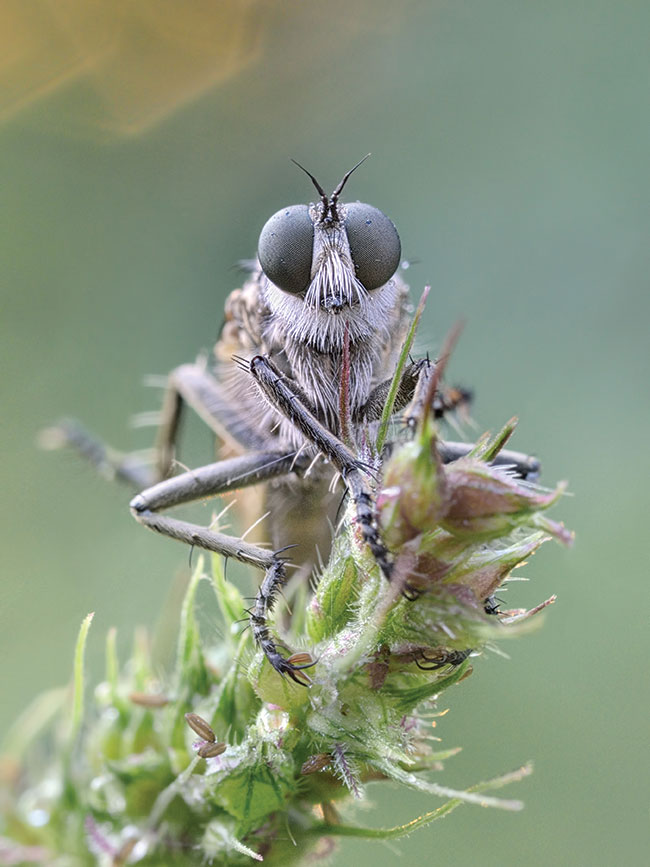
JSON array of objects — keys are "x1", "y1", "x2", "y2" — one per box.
[{"x1": 248, "y1": 355, "x2": 394, "y2": 582}]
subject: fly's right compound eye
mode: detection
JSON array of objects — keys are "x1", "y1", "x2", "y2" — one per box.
[
  {"x1": 258, "y1": 205, "x2": 314, "y2": 294},
  {"x1": 343, "y1": 203, "x2": 401, "y2": 291}
]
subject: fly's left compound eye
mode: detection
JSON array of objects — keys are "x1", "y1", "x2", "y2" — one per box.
[
  {"x1": 344, "y1": 203, "x2": 401, "y2": 291},
  {"x1": 258, "y1": 205, "x2": 314, "y2": 294}
]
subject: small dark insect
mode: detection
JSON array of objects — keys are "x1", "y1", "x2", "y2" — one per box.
[
  {"x1": 483, "y1": 595, "x2": 503, "y2": 616},
  {"x1": 46, "y1": 159, "x2": 539, "y2": 683}
]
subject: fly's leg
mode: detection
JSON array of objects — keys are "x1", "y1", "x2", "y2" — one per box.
[
  {"x1": 414, "y1": 647, "x2": 472, "y2": 670},
  {"x1": 45, "y1": 364, "x2": 315, "y2": 681},
  {"x1": 355, "y1": 359, "x2": 472, "y2": 424},
  {"x1": 248, "y1": 356, "x2": 395, "y2": 581},
  {"x1": 438, "y1": 441, "x2": 540, "y2": 481},
  {"x1": 154, "y1": 363, "x2": 271, "y2": 478},
  {"x1": 41, "y1": 363, "x2": 269, "y2": 488},
  {"x1": 249, "y1": 354, "x2": 541, "y2": 608},
  {"x1": 39, "y1": 418, "x2": 155, "y2": 488},
  {"x1": 129, "y1": 451, "x2": 314, "y2": 682},
  {"x1": 355, "y1": 361, "x2": 425, "y2": 422}
]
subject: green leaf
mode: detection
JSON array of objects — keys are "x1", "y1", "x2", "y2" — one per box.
[
  {"x1": 249, "y1": 652, "x2": 312, "y2": 711},
  {"x1": 211, "y1": 749, "x2": 294, "y2": 834},
  {"x1": 71, "y1": 611, "x2": 94, "y2": 740},
  {"x1": 307, "y1": 533, "x2": 359, "y2": 641},
  {"x1": 474, "y1": 417, "x2": 518, "y2": 463},
  {"x1": 376, "y1": 285, "x2": 430, "y2": 453},
  {"x1": 175, "y1": 556, "x2": 210, "y2": 699},
  {"x1": 211, "y1": 551, "x2": 247, "y2": 634},
  {"x1": 382, "y1": 658, "x2": 472, "y2": 713},
  {"x1": 210, "y1": 634, "x2": 261, "y2": 743}
]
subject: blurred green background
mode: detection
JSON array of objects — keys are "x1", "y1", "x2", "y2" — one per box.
[{"x1": 1, "y1": 1, "x2": 648, "y2": 863}]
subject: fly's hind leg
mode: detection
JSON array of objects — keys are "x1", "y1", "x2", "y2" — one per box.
[
  {"x1": 153, "y1": 362, "x2": 270, "y2": 479},
  {"x1": 39, "y1": 418, "x2": 156, "y2": 488},
  {"x1": 129, "y1": 450, "x2": 314, "y2": 683},
  {"x1": 438, "y1": 441, "x2": 540, "y2": 481},
  {"x1": 42, "y1": 361, "x2": 267, "y2": 488}
]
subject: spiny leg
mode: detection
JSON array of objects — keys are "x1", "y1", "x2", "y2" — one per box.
[
  {"x1": 42, "y1": 362, "x2": 271, "y2": 490},
  {"x1": 154, "y1": 362, "x2": 271, "y2": 479},
  {"x1": 129, "y1": 451, "x2": 314, "y2": 682},
  {"x1": 249, "y1": 354, "x2": 541, "y2": 608},
  {"x1": 414, "y1": 647, "x2": 472, "y2": 670},
  {"x1": 355, "y1": 358, "x2": 471, "y2": 426},
  {"x1": 248, "y1": 355, "x2": 395, "y2": 581},
  {"x1": 355, "y1": 360, "x2": 426, "y2": 423},
  {"x1": 39, "y1": 418, "x2": 155, "y2": 488},
  {"x1": 438, "y1": 441, "x2": 540, "y2": 481},
  {"x1": 355, "y1": 358, "x2": 472, "y2": 425},
  {"x1": 45, "y1": 366, "x2": 315, "y2": 680}
]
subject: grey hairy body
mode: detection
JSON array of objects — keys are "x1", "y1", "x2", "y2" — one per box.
[{"x1": 214, "y1": 259, "x2": 412, "y2": 572}]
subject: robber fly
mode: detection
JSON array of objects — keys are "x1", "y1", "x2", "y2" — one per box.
[{"x1": 48, "y1": 158, "x2": 539, "y2": 682}]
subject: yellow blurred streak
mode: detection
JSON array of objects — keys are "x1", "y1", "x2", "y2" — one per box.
[{"x1": 0, "y1": 0, "x2": 266, "y2": 136}]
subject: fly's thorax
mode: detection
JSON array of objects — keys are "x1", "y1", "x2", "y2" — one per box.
[
  {"x1": 215, "y1": 274, "x2": 265, "y2": 363},
  {"x1": 213, "y1": 259, "x2": 412, "y2": 452}
]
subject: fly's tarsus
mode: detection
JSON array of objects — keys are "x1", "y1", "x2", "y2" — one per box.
[
  {"x1": 249, "y1": 556, "x2": 315, "y2": 684},
  {"x1": 414, "y1": 648, "x2": 472, "y2": 671}
]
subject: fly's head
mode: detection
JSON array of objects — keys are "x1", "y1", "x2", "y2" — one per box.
[{"x1": 257, "y1": 157, "x2": 403, "y2": 351}]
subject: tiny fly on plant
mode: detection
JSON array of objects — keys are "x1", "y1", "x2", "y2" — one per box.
[{"x1": 45, "y1": 158, "x2": 539, "y2": 682}]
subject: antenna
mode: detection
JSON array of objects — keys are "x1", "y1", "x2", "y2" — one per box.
[{"x1": 290, "y1": 154, "x2": 372, "y2": 222}]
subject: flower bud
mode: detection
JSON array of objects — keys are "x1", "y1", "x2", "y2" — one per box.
[
  {"x1": 379, "y1": 417, "x2": 447, "y2": 548},
  {"x1": 441, "y1": 459, "x2": 567, "y2": 540},
  {"x1": 440, "y1": 533, "x2": 547, "y2": 600}
]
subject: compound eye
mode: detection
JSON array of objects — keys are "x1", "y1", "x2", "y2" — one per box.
[
  {"x1": 258, "y1": 205, "x2": 314, "y2": 294},
  {"x1": 344, "y1": 203, "x2": 401, "y2": 291}
]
